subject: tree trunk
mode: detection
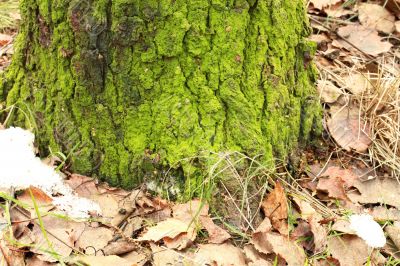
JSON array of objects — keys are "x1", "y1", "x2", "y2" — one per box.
[{"x1": 0, "y1": 0, "x2": 321, "y2": 194}]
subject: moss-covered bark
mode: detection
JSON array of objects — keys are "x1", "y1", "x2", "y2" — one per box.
[{"x1": 0, "y1": 0, "x2": 321, "y2": 194}]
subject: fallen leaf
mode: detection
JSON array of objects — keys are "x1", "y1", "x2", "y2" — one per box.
[
  {"x1": 121, "y1": 250, "x2": 149, "y2": 266},
  {"x1": 358, "y1": 3, "x2": 395, "y2": 34},
  {"x1": 385, "y1": 222, "x2": 400, "y2": 251},
  {"x1": 71, "y1": 255, "x2": 132, "y2": 266},
  {"x1": 327, "y1": 105, "x2": 372, "y2": 152},
  {"x1": 325, "y1": 3, "x2": 355, "y2": 17},
  {"x1": 292, "y1": 198, "x2": 317, "y2": 220},
  {"x1": 29, "y1": 216, "x2": 85, "y2": 262},
  {"x1": 138, "y1": 218, "x2": 197, "y2": 250},
  {"x1": 396, "y1": 21, "x2": 400, "y2": 33},
  {"x1": 0, "y1": 236, "x2": 26, "y2": 266},
  {"x1": 290, "y1": 221, "x2": 314, "y2": 252},
  {"x1": 347, "y1": 178, "x2": 400, "y2": 208},
  {"x1": 199, "y1": 216, "x2": 231, "y2": 244},
  {"x1": 103, "y1": 240, "x2": 138, "y2": 255},
  {"x1": 337, "y1": 25, "x2": 392, "y2": 56},
  {"x1": 310, "y1": 0, "x2": 343, "y2": 10},
  {"x1": 317, "y1": 80, "x2": 343, "y2": 103},
  {"x1": 252, "y1": 218, "x2": 274, "y2": 255},
  {"x1": 172, "y1": 199, "x2": 209, "y2": 223},
  {"x1": 244, "y1": 244, "x2": 273, "y2": 266},
  {"x1": 91, "y1": 193, "x2": 122, "y2": 223},
  {"x1": 263, "y1": 232, "x2": 306, "y2": 266},
  {"x1": 151, "y1": 243, "x2": 197, "y2": 266},
  {"x1": 343, "y1": 73, "x2": 372, "y2": 95},
  {"x1": 317, "y1": 176, "x2": 348, "y2": 200},
  {"x1": 262, "y1": 182, "x2": 288, "y2": 220},
  {"x1": 368, "y1": 206, "x2": 400, "y2": 222},
  {"x1": 331, "y1": 219, "x2": 355, "y2": 234},
  {"x1": 309, "y1": 215, "x2": 328, "y2": 253},
  {"x1": 313, "y1": 257, "x2": 340, "y2": 266},
  {"x1": 163, "y1": 232, "x2": 196, "y2": 250},
  {"x1": 328, "y1": 235, "x2": 385, "y2": 265},
  {"x1": 75, "y1": 226, "x2": 114, "y2": 255},
  {"x1": 386, "y1": 0, "x2": 400, "y2": 17},
  {"x1": 65, "y1": 174, "x2": 99, "y2": 197},
  {"x1": 195, "y1": 243, "x2": 246, "y2": 266},
  {"x1": 0, "y1": 34, "x2": 12, "y2": 46},
  {"x1": 17, "y1": 186, "x2": 55, "y2": 217},
  {"x1": 25, "y1": 255, "x2": 56, "y2": 265}
]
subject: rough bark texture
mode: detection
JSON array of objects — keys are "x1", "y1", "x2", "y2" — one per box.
[{"x1": 0, "y1": 0, "x2": 321, "y2": 195}]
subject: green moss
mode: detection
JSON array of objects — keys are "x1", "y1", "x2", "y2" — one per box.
[{"x1": 0, "y1": 0, "x2": 321, "y2": 196}]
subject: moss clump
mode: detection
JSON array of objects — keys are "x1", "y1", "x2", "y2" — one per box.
[{"x1": 0, "y1": 0, "x2": 321, "y2": 196}]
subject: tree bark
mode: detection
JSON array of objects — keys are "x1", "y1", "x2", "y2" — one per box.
[{"x1": 0, "y1": 0, "x2": 321, "y2": 193}]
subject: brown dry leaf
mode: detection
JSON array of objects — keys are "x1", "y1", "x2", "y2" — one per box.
[
  {"x1": 71, "y1": 255, "x2": 133, "y2": 266},
  {"x1": 368, "y1": 206, "x2": 400, "y2": 222},
  {"x1": 262, "y1": 182, "x2": 288, "y2": 220},
  {"x1": 150, "y1": 243, "x2": 197, "y2": 266},
  {"x1": 0, "y1": 236, "x2": 26, "y2": 266},
  {"x1": 17, "y1": 186, "x2": 55, "y2": 217},
  {"x1": 252, "y1": 218, "x2": 274, "y2": 255},
  {"x1": 358, "y1": 3, "x2": 395, "y2": 34},
  {"x1": 139, "y1": 200, "x2": 209, "y2": 250},
  {"x1": 121, "y1": 250, "x2": 149, "y2": 266},
  {"x1": 318, "y1": 166, "x2": 360, "y2": 187},
  {"x1": 262, "y1": 182, "x2": 289, "y2": 234},
  {"x1": 343, "y1": 73, "x2": 372, "y2": 95},
  {"x1": 309, "y1": 215, "x2": 327, "y2": 253},
  {"x1": 309, "y1": 0, "x2": 343, "y2": 10},
  {"x1": 26, "y1": 255, "x2": 56, "y2": 265},
  {"x1": 263, "y1": 233, "x2": 306, "y2": 266},
  {"x1": 29, "y1": 216, "x2": 85, "y2": 262},
  {"x1": 325, "y1": 3, "x2": 355, "y2": 17},
  {"x1": 327, "y1": 105, "x2": 372, "y2": 152},
  {"x1": 385, "y1": 222, "x2": 400, "y2": 250},
  {"x1": 172, "y1": 199, "x2": 208, "y2": 222},
  {"x1": 244, "y1": 244, "x2": 273, "y2": 266},
  {"x1": 290, "y1": 221, "x2": 314, "y2": 252},
  {"x1": 91, "y1": 193, "x2": 121, "y2": 223},
  {"x1": 337, "y1": 25, "x2": 392, "y2": 56},
  {"x1": 347, "y1": 178, "x2": 400, "y2": 208},
  {"x1": 10, "y1": 208, "x2": 30, "y2": 239},
  {"x1": 0, "y1": 34, "x2": 12, "y2": 46},
  {"x1": 103, "y1": 240, "x2": 138, "y2": 256},
  {"x1": 309, "y1": 33, "x2": 330, "y2": 43},
  {"x1": 328, "y1": 235, "x2": 385, "y2": 265},
  {"x1": 195, "y1": 243, "x2": 246, "y2": 266},
  {"x1": 137, "y1": 218, "x2": 197, "y2": 250},
  {"x1": 163, "y1": 232, "x2": 196, "y2": 250},
  {"x1": 331, "y1": 219, "x2": 355, "y2": 234},
  {"x1": 317, "y1": 176, "x2": 348, "y2": 200},
  {"x1": 292, "y1": 198, "x2": 317, "y2": 220},
  {"x1": 199, "y1": 216, "x2": 231, "y2": 244},
  {"x1": 317, "y1": 80, "x2": 343, "y2": 103},
  {"x1": 386, "y1": 0, "x2": 400, "y2": 17},
  {"x1": 65, "y1": 174, "x2": 99, "y2": 197},
  {"x1": 396, "y1": 21, "x2": 400, "y2": 32},
  {"x1": 75, "y1": 226, "x2": 114, "y2": 255}
]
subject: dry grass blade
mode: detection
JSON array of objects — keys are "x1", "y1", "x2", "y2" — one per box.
[
  {"x1": 360, "y1": 64, "x2": 400, "y2": 180},
  {"x1": 0, "y1": 0, "x2": 19, "y2": 30}
]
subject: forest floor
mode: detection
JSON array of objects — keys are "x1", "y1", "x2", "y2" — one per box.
[{"x1": 1, "y1": 0, "x2": 400, "y2": 265}]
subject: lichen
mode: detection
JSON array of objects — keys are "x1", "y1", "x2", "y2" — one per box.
[{"x1": 0, "y1": 0, "x2": 321, "y2": 198}]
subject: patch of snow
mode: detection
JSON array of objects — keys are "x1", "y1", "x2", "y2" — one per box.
[
  {"x1": 0, "y1": 127, "x2": 101, "y2": 218},
  {"x1": 349, "y1": 214, "x2": 386, "y2": 248}
]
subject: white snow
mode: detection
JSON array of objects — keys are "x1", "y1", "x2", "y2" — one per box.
[
  {"x1": 349, "y1": 214, "x2": 386, "y2": 248},
  {"x1": 0, "y1": 127, "x2": 101, "y2": 218}
]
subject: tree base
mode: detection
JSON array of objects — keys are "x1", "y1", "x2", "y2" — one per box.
[{"x1": 0, "y1": 0, "x2": 322, "y2": 195}]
